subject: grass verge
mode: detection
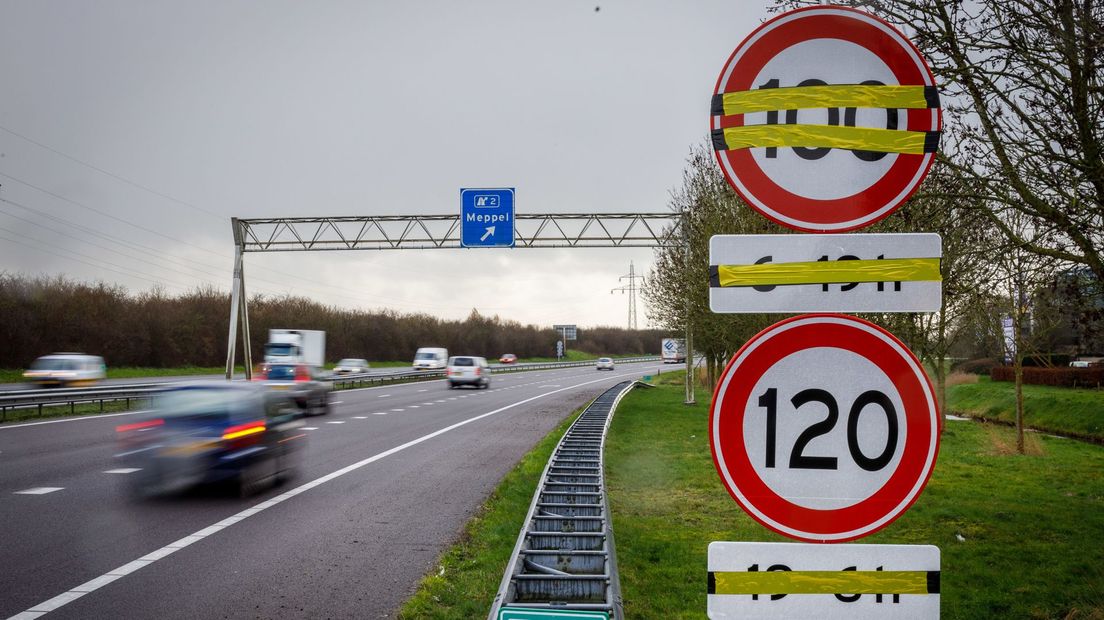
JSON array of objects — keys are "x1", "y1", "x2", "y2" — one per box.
[
  {"x1": 948, "y1": 376, "x2": 1104, "y2": 441},
  {"x1": 606, "y1": 376, "x2": 1104, "y2": 619},
  {"x1": 398, "y1": 406, "x2": 586, "y2": 619}
]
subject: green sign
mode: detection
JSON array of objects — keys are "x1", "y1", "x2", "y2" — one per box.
[{"x1": 498, "y1": 608, "x2": 609, "y2": 620}]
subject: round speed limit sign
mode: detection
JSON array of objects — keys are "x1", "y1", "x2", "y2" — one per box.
[
  {"x1": 710, "y1": 314, "x2": 940, "y2": 542},
  {"x1": 710, "y1": 6, "x2": 942, "y2": 232}
]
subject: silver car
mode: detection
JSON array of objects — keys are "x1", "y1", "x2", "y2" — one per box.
[
  {"x1": 256, "y1": 363, "x2": 331, "y2": 415},
  {"x1": 447, "y1": 356, "x2": 490, "y2": 389},
  {"x1": 333, "y1": 358, "x2": 370, "y2": 375},
  {"x1": 596, "y1": 357, "x2": 615, "y2": 371}
]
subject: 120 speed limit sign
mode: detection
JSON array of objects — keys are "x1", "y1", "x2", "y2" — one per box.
[
  {"x1": 710, "y1": 6, "x2": 942, "y2": 232},
  {"x1": 710, "y1": 314, "x2": 940, "y2": 542}
]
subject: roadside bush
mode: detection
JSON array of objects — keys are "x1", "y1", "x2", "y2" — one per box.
[
  {"x1": 953, "y1": 358, "x2": 1001, "y2": 375},
  {"x1": 990, "y1": 365, "x2": 1104, "y2": 388},
  {"x1": 0, "y1": 274, "x2": 662, "y2": 368}
]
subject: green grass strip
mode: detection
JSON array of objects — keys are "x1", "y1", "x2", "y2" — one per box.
[
  {"x1": 948, "y1": 377, "x2": 1104, "y2": 441},
  {"x1": 605, "y1": 378, "x2": 1104, "y2": 619}
]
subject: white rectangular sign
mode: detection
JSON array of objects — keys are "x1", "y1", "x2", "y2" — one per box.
[
  {"x1": 707, "y1": 542, "x2": 940, "y2": 619},
  {"x1": 709, "y1": 233, "x2": 942, "y2": 313}
]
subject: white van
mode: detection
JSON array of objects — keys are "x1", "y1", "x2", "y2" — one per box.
[
  {"x1": 23, "y1": 353, "x2": 106, "y2": 387},
  {"x1": 412, "y1": 347, "x2": 448, "y2": 371}
]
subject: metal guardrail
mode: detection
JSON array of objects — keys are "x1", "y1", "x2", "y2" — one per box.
[
  {"x1": 488, "y1": 379, "x2": 647, "y2": 619},
  {"x1": 0, "y1": 357, "x2": 660, "y2": 422},
  {"x1": 0, "y1": 384, "x2": 165, "y2": 421}
]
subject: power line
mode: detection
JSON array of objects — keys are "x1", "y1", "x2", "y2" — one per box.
[{"x1": 610, "y1": 260, "x2": 645, "y2": 330}]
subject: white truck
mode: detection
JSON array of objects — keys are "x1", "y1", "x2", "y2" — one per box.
[
  {"x1": 661, "y1": 338, "x2": 687, "y2": 364},
  {"x1": 264, "y1": 329, "x2": 326, "y2": 367}
]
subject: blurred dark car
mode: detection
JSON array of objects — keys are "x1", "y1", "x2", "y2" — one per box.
[
  {"x1": 115, "y1": 382, "x2": 306, "y2": 497},
  {"x1": 255, "y1": 363, "x2": 331, "y2": 415},
  {"x1": 499, "y1": 353, "x2": 518, "y2": 364}
]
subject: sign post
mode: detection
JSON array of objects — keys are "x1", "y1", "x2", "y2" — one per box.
[
  {"x1": 710, "y1": 313, "x2": 940, "y2": 543},
  {"x1": 708, "y1": 542, "x2": 940, "y2": 619},
  {"x1": 710, "y1": 6, "x2": 941, "y2": 232},
  {"x1": 709, "y1": 233, "x2": 942, "y2": 313},
  {"x1": 703, "y1": 6, "x2": 944, "y2": 619}
]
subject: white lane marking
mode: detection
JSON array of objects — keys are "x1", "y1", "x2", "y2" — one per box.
[
  {"x1": 14, "y1": 487, "x2": 63, "y2": 495},
  {"x1": 326, "y1": 421, "x2": 345, "y2": 425},
  {"x1": 417, "y1": 389, "x2": 427, "y2": 393},
  {"x1": 7, "y1": 368, "x2": 641, "y2": 619},
  {"x1": 421, "y1": 403, "x2": 434, "y2": 406},
  {"x1": 0, "y1": 409, "x2": 154, "y2": 431},
  {"x1": 390, "y1": 408, "x2": 405, "y2": 412},
  {"x1": 353, "y1": 416, "x2": 368, "y2": 419},
  {"x1": 103, "y1": 468, "x2": 141, "y2": 475},
  {"x1": 301, "y1": 427, "x2": 319, "y2": 431},
  {"x1": 447, "y1": 397, "x2": 457, "y2": 400},
  {"x1": 329, "y1": 401, "x2": 343, "y2": 405},
  {"x1": 377, "y1": 394, "x2": 390, "y2": 398},
  {"x1": 371, "y1": 412, "x2": 388, "y2": 416},
  {"x1": 409, "y1": 405, "x2": 420, "y2": 409}
]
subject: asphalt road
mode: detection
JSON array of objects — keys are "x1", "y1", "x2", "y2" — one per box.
[{"x1": 0, "y1": 362, "x2": 658, "y2": 619}]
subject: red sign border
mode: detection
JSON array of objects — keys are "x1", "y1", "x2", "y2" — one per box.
[
  {"x1": 709, "y1": 313, "x2": 941, "y2": 542},
  {"x1": 711, "y1": 6, "x2": 942, "y2": 232}
]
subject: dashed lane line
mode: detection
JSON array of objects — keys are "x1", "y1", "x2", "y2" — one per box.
[
  {"x1": 14, "y1": 487, "x2": 63, "y2": 495},
  {"x1": 103, "y1": 469, "x2": 141, "y2": 475}
]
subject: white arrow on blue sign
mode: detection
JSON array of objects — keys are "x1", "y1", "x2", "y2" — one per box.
[{"x1": 461, "y1": 188, "x2": 515, "y2": 248}]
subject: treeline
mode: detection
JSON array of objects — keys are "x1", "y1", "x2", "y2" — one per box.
[{"x1": 0, "y1": 274, "x2": 666, "y2": 368}]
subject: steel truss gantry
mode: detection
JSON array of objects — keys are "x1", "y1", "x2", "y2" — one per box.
[
  {"x1": 224, "y1": 211, "x2": 695, "y2": 403},
  {"x1": 234, "y1": 212, "x2": 682, "y2": 252}
]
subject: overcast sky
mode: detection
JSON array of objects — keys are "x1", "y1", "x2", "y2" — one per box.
[{"x1": 0, "y1": 1, "x2": 765, "y2": 327}]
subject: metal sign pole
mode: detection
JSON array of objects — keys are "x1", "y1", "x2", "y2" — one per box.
[
  {"x1": 224, "y1": 220, "x2": 243, "y2": 380},
  {"x1": 683, "y1": 209, "x2": 695, "y2": 405}
]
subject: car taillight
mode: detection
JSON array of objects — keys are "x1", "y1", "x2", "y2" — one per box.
[
  {"x1": 253, "y1": 364, "x2": 269, "y2": 381},
  {"x1": 116, "y1": 418, "x2": 164, "y2": 433},
  {"x1": 295, "y1": 366, "x2": 311, "y2": 382},
  {"x1": 222, "y1": 420, "x2": 266, "y2": 441},
  {"x1": 474, "y1": 367, "x2": 481, "y2": 376}
]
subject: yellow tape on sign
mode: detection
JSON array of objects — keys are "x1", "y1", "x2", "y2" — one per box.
[
  {"x1": 713, "y1": 125, "x2": 937, "y2": 155},
  {"x1": 710, "y1": 258, "x2": 941, "y2": 288},
  {"x1": 714, "y1": 84, "x2": 938, "y2": 116},
  {"x1": 710, "y1": 570, "x2": 938, "y2": 595}
]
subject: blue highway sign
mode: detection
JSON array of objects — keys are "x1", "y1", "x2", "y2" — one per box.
[{"x1": 461, "y1": 188, "x2": 515, "y2": 248}]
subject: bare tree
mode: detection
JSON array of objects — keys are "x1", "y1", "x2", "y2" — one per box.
[
  {"x1": 874, "y1": 0, "x2": 1102, "y2": 279},
  {"x1": 778, "y1": 0, "x2": 1103, "y2": 279}
]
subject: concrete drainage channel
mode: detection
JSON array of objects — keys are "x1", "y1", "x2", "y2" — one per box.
[{"x1": 488, "y1": 379, "x2": 647, "y2": 620}]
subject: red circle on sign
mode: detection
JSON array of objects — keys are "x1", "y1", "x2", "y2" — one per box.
[
  {"x1": 709, "y1": 314, "x2": 940, "y2": 542},
  {"x1": 711, "y1": 6, "x2": 941, "y2": 232}
]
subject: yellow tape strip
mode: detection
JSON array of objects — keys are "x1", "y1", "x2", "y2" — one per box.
[
  {"x1": 712, "y1": 570, "x2": 935, "y2": 595},
  {"x1": 715, "y1": 124, "x2": 933, "y2": 155},
  {"x1": 711, "y1": 258, "x2": 941, "y2": 287},
  {"x1": 716, "y1": 84, "x2": 935, "y2": 115}
]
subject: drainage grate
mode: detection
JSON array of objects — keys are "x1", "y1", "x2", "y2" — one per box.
[{"x1": 488, "y1": 380, "x2": 645, "y2": 619}]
